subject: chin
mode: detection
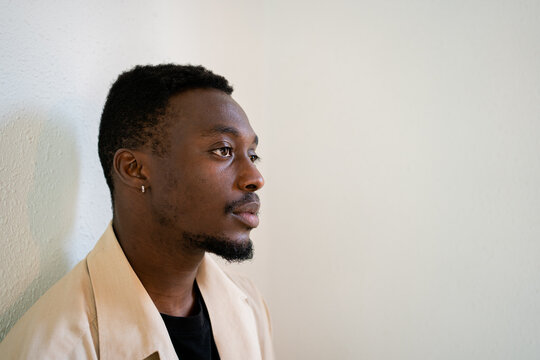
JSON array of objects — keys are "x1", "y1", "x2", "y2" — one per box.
[{"x1": 182, "y1": 231, "x2": 254, "y2": 262}]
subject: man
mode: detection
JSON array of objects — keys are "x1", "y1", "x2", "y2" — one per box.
[{"x1": 0, "y1": 64, "x2": 274, "y2": 359}]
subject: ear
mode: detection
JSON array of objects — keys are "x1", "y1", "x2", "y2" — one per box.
[{"x1": 113, "y1": 148, "x2": 149, "y2": 192}]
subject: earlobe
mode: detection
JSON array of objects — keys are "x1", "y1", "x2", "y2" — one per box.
[{"x1": 113, "y1": 149, "x2": 149, "y2": 191}]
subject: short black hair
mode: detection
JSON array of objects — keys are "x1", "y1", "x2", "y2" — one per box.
[{"x1": 98, "y1": 64, "x2": 233, "y2": 199}]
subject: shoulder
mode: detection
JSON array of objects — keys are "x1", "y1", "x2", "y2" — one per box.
[{"x1": 0, "y1": 259, "x2": 98, "y2": 360}]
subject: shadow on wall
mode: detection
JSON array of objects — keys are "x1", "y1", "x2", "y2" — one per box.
[{"x1": 0, "y1": 109, "x2": 79, "y2": 340}]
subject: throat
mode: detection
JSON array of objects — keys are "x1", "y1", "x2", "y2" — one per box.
[{"x1": 150, "y1": 280, "x2": 199, "y2": 317}]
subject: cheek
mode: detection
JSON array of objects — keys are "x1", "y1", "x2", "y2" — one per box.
[
  {"x1": 193, "y1": 170, "x2": 229, "y2": 203},
  {"x1": 175, "y1": 168, "x2": 231, "y2": 213}
]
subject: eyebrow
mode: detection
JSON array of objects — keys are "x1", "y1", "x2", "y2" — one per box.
[{"x1": 201, "y1": 125, "x2": 258, "y2": 145}]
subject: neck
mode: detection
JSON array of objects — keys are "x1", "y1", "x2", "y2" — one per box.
[{"x1": 112, "y1": 207, "x2": 205, "y2": 317}]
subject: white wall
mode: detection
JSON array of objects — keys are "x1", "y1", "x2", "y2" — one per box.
[
  {"x1": 260, "y1": 1, "x2": 540, "y2": 359},
  {"x1": 2, "y1": 1, "x2": 540, "y2": 359}
]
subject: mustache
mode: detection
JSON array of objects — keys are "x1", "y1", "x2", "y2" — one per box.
[{"x1": 225, "y1": 193, "x2": 260, "y2": 214}]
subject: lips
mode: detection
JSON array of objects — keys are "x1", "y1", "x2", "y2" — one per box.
[{"x1": 231, "y1": 202, "x2": 260, "y2": 228}]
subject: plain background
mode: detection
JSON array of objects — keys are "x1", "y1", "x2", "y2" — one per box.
[{"x1": 1, "y1": 1, "x2": 540, "y2": 358}]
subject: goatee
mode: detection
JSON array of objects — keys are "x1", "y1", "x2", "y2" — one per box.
[{"x1": 183, "y1": 232, "x2": 254, "y2": 262}]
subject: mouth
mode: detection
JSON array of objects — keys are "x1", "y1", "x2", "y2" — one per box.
[{"x1": 231, "y1": 201, "x2": 260, "y2": 229}]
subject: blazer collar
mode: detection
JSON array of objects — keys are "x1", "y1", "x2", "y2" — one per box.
[{"x1": 86, "y1": 223, "x2": 261, "y2": 360}]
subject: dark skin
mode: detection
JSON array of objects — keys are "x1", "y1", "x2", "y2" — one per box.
[{"x1": 111, "y1": 89, "x2": 264, "y2": 317}]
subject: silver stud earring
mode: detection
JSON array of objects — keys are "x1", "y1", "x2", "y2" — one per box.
[{"x1": 141, "y1": 185, "x2": 145, "y2": 193}]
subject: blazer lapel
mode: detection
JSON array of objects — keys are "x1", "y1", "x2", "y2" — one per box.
[{"x1": 197, "y1": 255, "x2": 262, "y2": 360}]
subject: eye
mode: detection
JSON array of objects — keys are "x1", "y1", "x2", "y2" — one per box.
[
  {"x1": 249, "y1": 154, "x2": 260, "y2": 163},
  {"x1": 212, "y1": 147, "x2": 233, "y2": 158}
]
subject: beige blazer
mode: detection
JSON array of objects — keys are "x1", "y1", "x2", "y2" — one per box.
[{"x1": 0, "y1": 224, "x2": 274, "y2": 360}]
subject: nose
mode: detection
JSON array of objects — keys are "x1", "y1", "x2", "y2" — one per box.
[{"x1": 237, "y1": 157, "x2": 265, "y2": 192}]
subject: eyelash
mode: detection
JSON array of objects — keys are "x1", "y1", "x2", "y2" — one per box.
[{"x1": 212, "y1": 147, "x2": 260, "y2": 163}]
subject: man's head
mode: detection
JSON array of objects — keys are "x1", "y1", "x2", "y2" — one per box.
[{"x1": 98, "y1": 64, "x2": 264, "y2": 262}]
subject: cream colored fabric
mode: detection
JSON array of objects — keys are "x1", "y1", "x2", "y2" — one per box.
[{"x1": 0, "y1": 223, "x2": 274, "y2": 360}]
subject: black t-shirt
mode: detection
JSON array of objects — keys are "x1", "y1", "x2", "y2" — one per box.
[{"x1": 160, "y1": 283, "x2": 220, "y2": 360}]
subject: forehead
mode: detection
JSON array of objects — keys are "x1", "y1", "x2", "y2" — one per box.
[{"x1": 165, "y1": 88, "x2": 255, "y2": 142}]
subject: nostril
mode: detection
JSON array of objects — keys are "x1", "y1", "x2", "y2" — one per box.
[{"x1": 245, "y1": 184, "x2": 257, "y2": 191}]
